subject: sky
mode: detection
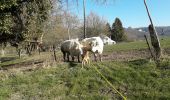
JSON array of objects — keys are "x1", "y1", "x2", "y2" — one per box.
[{"x1": 69, "y1": 0, "x2": 170, "y2": 28}]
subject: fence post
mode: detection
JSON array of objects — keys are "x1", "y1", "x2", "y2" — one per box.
[
  {"x1": 53, "y1": 45, "x2": 57, "y2": 62},
  {"x1": 144, "y1": 35, "x2": 154, "y2": 59}
]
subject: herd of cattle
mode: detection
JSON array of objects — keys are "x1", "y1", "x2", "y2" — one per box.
[{"x1": 60, "y1": 35, "x2": 116, "y2": 67}]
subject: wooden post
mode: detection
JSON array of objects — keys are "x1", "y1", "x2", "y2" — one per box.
[
  {"x1": 83, "y1": 0, "x2": 86, "y2": 39},
  {"x1": 53, "y1": 45, "x2": 57, "y2": 62},
  {"x1": 18, "y1": 48, "x2": 21, "y2": 58},
  {"x1": 38, "y1": 42, "x2": 42, "y2": 55},
  {"x1": 144, "y1": 35, "x2": 154, "y2": 59},
  {"x1": 144, "y1": 0, "x2": 162, "y2": 65},
  {"x1": 26, "y1": 43, "x2": 32, "y2": 56},
  {"x1": 148, "y1": 25, "x2": 162, "y2": 60}
]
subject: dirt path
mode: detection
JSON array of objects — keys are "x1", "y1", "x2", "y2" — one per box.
[{"x1": 1, "y1": 48, "x2": 169, "y2": 71}]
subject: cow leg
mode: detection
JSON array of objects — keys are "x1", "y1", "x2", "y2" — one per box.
[
  {"x1": 63, "y1": 52, "x2": 66, "y2": 62},
  {"x1": 93, "y1": 53, "x2": 97, "y2": 62},
  {"x1": 99, "y1": 54, "x2": 102, "y2": 62},
  {"x1": 67, "y1": 53, "x2": 70, "y2": 62},
  {"x1": 72, "y1": 56, "x2": 75, "y2": 62},
  {"x1": 78, "y1": 55, "x2": 80, "y2": 63}
]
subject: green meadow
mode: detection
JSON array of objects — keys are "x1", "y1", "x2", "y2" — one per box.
[{"x1": 0, "y1": 37, "x2": 170, "y2": 100}]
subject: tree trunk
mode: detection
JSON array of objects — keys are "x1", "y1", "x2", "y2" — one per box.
[
  {"x1": 17, "y1": 48, "x2": 21, "y2": 58},
  {"x1": 38, "y1": 33, "x2": 44, "y2": 54},
  {"x1": 144, "y1": 0, "x2": 161, "y2": 61},
  {"x1": 148, "y1": 25, "x2": 162, "y2": 60},
  {"x1": 40, "y1": 33, "x2": 44, "y2": 44},
  {"x1": 1, "y1": 49, "x2": 5, "y2": 57},
  {"x1": 83, "y1": 0, "x2": 86, "y2": 38},
  {"x1": 1, "y1": 43, "x2": 6, "y2": 57},
  {"x1": 68, "y1": 27, "x2": 70, "y2": 40},
  {"x1": 144, "y1": 35, "x2": 154, "y2": 59}
]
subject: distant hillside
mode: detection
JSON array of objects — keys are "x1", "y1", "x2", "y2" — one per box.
[
  {"x1": 125, "y1": 26, "x2": 170, "y2": 40},
  {"x1": 125, "y1": 28, "x2": 147, "y2": 41},
  {"x1": 136, "y1": 26, "x2": 170, "y2": 36}
]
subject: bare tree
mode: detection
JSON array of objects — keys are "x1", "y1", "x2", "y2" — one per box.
[
  {"x1": 64, "y1": 0, "x2": 115, "y2": 39},
  {"x1": 63, "y1": 11, "x2": 80, "y2": 39},
  {"x1": 86, "y1": 12, "x2": 107, "y2": 37}
]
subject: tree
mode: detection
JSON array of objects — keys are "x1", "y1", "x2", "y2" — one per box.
[
  {"x1": 64, "y1": 0, "x2": 111, "y2": 39},
  {"x1": 0, "y1": 0, "x2": 53, "y2": 45},
  {"x1": 63, "y1": 11, "x2": 80, "y2": 40},
  {"x1": 111, "y1": 18, "x2": 127, "y2": 41},
  {"x1": 86, "y1": 12, "x2": 107, "y2": 37},
  {"x1": 103, "y1": 23, "x2": 112, "y2": 37},
  {"x1": 43, "y1": 8, "x2": 81, "y2": 47}
]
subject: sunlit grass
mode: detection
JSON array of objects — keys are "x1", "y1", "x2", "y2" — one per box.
[
  {"x1": 0, "y1": 37, "x2": 170, "y2": 99},
  {"x1": 0, "y1": 59, "x2": 170, "y2": 99},
  {"x1": 104, "y1": 37, "x2": 170, "y2": 53}
]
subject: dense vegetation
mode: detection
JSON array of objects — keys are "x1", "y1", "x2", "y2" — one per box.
[{"x1": 0, "y1": 0, "x2": 52, "y2": 44}]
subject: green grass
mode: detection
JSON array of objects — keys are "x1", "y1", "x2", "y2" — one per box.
[
  {"x1": 0, "y1": 57, "x2": 26, "y2": 67},
  {"x1": 160, "y1": 37, "x2": 170, "y2": 48},
  {"x1": 104, "y1": 41, "x2": 148, "y2": 53},
  {"x1": 0, "y1": 59, "x2": 170, "y2": 100},
  {"x1": 0, "y1": 52, "x2": 60, "y2": 67},
  {"x1": 0, "y1": 37, "x2": 170, "y2": 100},
  {"x1": 104, "y1": 37, "x2": 170, "y2": 53}
]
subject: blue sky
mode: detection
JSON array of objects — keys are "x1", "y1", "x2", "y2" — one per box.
[{"x1": 69, "y1": 0, "x2": 170, "y2": 28}]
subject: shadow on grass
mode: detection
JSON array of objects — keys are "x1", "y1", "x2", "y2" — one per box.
[
  {"x1": 0, "y1": 56, "x2": 18, "y2": 63},
  {"x1": 68, "y1": 61, "x2": 79, "y2": 68},
  {"x1": 128, "y1": 59, "x2": 149, "y2": 66},
  {"x1": 158, "y1": 59, "x2": 170, "y2": 70}
]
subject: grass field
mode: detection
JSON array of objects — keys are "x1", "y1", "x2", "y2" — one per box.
[
  {"x1": 104, "y1": 37, "x2": 170, "y2": 53},
  {"x1": 0, "y1": 37, "x2": 170, "y2": 100}
]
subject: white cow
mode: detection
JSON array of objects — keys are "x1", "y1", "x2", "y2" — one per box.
[
  {"x1": 100, "y1": 35, "x2": 116, "y2": 45},
  {"x1": 61, "y1": 39, "x2": 83, "y2": 62},
  {"x1": 81, "y1": 37, "x2": 104, "y2": 61}
]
